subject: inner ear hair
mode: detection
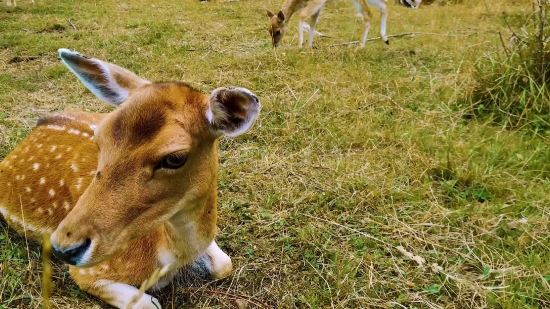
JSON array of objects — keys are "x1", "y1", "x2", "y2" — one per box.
[{"x1": 277, "y1": 11, "x2": 285, "y2": 22}]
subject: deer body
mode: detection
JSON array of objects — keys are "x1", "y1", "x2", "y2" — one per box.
[
  {"x1": 6, "y1": 0, "x2": 34, "y2": 7},
  {"x1": 267, "y1": 0, "x2": 389, "y2": 48},
  {"x1": 0, "y1": 49, "x2": 260, "y2": 309}
]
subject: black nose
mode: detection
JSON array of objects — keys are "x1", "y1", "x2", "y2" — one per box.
[{"x1": 52, "y1": 238, "x2": 91, "y2": 265}]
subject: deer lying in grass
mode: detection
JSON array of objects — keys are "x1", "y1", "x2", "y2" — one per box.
[
  {"x1": 0, "y1": 48, "x2": 260, "y2": 309},
  {"x1": 267, "y1": 0, "x2": 389, "y2": 48}
]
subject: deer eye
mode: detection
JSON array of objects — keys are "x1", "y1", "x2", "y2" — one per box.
[
  {"x1": 155, "y1": 153, "x2": 188, "y2": 170},
  {"x1": 275, "y1": 30, "x2": 281, "y2": 36}
]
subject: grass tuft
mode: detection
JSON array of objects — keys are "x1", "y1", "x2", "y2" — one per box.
[{"x1": 468, "y1": 1, "x2": 550, "y2": 132}]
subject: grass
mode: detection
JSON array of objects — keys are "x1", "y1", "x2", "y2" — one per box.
[
  {"x1": 468, "y1": 1, "x2": 550, "y2": 132},
  {"x1": 1, "y1": 0, "x2": 549, "y2": 308}
]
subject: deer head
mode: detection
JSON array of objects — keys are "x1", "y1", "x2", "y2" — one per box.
[
  {"x1": 266, "y1": 10, "x2": 287, "y2": 48},
  {"x1": 49, "y1": 49, "x2": 260, "y2": 267}
]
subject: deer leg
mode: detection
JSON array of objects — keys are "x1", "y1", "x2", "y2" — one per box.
[
  {"x1": 298, "y1": 20, "x2": 305, "y2": 48},
  {"x1": 308, "y1": 11, "x2": 321, "y2": 48},
  {"x1": 74, "y1": 277, "x2": 162, "y2": 309},
  {"x1": 360, "y1": 14, "x2": 372, "y2": 49},
  {"x1": 299, "y1": 0, "x2": 325, "y2": 48},
  {"x1": 352, "y1": 0, "x2": 373, "y2": 49},
  {"x1": 189, "y1": 240, "x2": 233, "y2": 280},
  {"x1": 379, "y1": 2, "x2": 389, "y2": 45}
]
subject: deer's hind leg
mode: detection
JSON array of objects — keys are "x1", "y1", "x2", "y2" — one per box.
[
  {"x1": 377, "y1": 0, "x2": 389, "y2": 44},
  {"x1": 298, "y1": 0, "x2": 325, "y2": 48},
  {"x1": 352, "y1": 0, "x2": 375, "y2": 48}
]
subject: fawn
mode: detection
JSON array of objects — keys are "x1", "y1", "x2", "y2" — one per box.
[
  {"x1": 0, "y1": 48, "x2": 260, "y2": 309},
  {"x1": 267, "y1": 0, "x2": 389, "y2": 48}
]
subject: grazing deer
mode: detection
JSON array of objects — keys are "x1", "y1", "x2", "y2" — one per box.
[
  {"x1": 6, "y1": 0, "x2": 34, "y2": 6},
  {"x1": 399, "y1": 0, "x2": 421, "y2": 8},
  {"x1": 266, "y1": 0, "x2": 389, "y2": 48},
  {"x1": 0, "y1": 48, "x2": 260, "y2": 309}
]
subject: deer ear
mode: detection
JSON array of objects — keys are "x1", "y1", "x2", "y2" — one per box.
[
  {"x1": 277, "y1": 11, "x2": 285, "y2": 22},
  {"x1": 58, "y1": 48, "x2": 151, "y2": 106},
  {"x1": 206, "y1": 87, "x2": 260, "y2": 137},
  {"x1": 266, "y1": 9, "x2": 275, "y2": 18}
]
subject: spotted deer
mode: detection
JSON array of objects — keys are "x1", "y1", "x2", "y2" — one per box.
[
  {"x1": 267, "y1": 0, "x2": 389, "y2": 48},
  {"x1": 0, "y1": 49, "x2": 260, "y2": 309}
]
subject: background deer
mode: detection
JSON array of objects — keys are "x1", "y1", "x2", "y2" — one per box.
[
  {"x1": 399, "y1": 0, "x2": 421, "y2": 8},
  {"x1": 267, "y1": 0, "x2": 389, "y2": 48},
  {"x1": 6, "y1": 0, "x2": 34, "y2": 6},
  {"x1": 0, "y1": 48, "x2": 260, "y2": 309}
]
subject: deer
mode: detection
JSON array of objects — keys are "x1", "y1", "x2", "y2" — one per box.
[
  {"x1": 0, "y1": 48, "x2": 260, "y2": 309},
  {"x1": 399, "y1": 0, "x2": 421, "y2": 8},
  {"x1": 266, "y1": 0, "x2": 389, "y2": 48},
  {"x1": 6, "y1": 0, "x2": 34, "y2": 6}
]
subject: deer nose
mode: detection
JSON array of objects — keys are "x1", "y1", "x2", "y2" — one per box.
[{"x1": 51, "y1": 238, "x2": 91, "y2": 265}]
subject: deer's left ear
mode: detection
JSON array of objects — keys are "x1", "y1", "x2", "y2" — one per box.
[
  {"x1": 206, "y1": 87, "x2": 260, "y2": 137},
  {"x1": 58, "y1": 48, "x2": 151, "y2": 106}
]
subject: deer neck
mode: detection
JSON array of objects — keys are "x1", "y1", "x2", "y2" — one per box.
[
  {"x1": 158, "y1": 170, "x2": 219, "y2": 267},
  {"x1": 281, "y1": 0, "x2": 309, "y2": 21}
]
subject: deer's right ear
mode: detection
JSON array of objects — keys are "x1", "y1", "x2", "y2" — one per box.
[
  {"x1": 58, "y1": 48, "x2": 151, "y2": 106},
  {"x1": 206, "y1": 87, "x2": 260, "y2": 138},
  {"x1": 266, "y1": 9, "x2": 275, "y2": 18},
  {"x1": 276, "y1": 11, "x2": 285, "y2": 22}
]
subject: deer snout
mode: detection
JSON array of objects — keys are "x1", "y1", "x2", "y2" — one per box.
[
  {"x1": 51, "y1": 230, "x2": 93, "y2": 266},
  {"x1": 51, "y1": 238, "x2": 91, "y2": 265}
]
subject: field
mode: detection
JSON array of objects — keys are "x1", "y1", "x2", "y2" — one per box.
[{"x1": 1, "y1": 0, "x2": 549, "y2": 308}]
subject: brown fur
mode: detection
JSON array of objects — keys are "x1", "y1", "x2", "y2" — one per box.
[{"x1": 0, "y1": 51, "x2": 259, "y2": 309}]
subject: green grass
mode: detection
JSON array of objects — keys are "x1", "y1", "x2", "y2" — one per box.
[
  {"x1": 468, "y1": 3, "x2": 550, "y2": 133},
  {"x1": 1, "y1": 0, "x2": 549, "y2": 308}
]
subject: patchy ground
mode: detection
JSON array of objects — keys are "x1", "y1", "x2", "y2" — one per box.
[{"x1": 1, "y1": 0, "x2": 549, "y2": 308}]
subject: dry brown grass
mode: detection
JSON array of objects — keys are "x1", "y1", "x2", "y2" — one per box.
[{"x1": 1, "y1": 0, "x2": 549, "y2": 308}]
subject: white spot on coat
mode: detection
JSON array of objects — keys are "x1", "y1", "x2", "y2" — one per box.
[
  {"x1": 71, "y1": 163, "x2": 79, "y2": 172},
  {"x1": 75, "y1": 178, "x2": 84, "y2": 191},
  {"x1": 46, "y1": 125, "x2": 66, "y2": 131}
]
